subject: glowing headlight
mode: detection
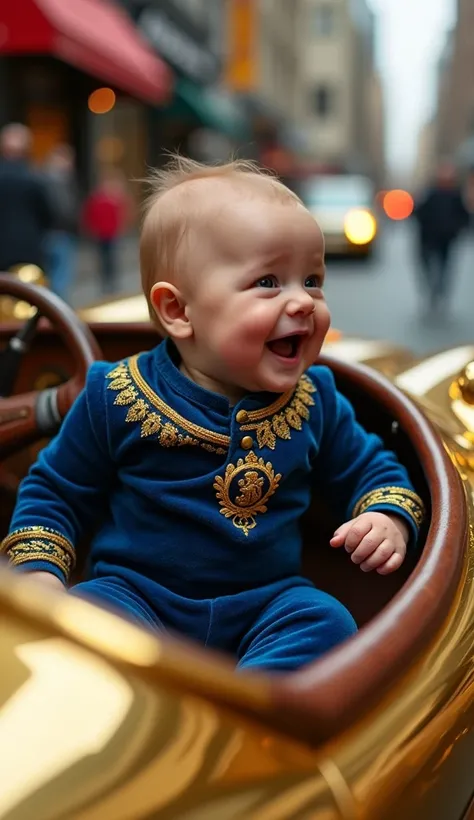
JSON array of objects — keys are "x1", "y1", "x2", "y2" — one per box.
[{"x1": 344, "y1": 209, "x2": 377, "y2": 245}]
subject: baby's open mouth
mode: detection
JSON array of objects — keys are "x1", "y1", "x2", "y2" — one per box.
[{"x1": 266, "y1": 335, "x2": 303, "y2": 359}]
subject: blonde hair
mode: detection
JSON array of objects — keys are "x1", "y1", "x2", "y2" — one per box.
[{"x1": 139, "y1": 154, "x2": 301, "y2": 328}]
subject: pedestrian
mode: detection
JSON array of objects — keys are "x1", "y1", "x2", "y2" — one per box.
[
  {"x1": 44, "y1": 144, "x2": 81, "y2": 302},
  {"x1": 0, "y1": 123, "x2": 54, "y2": 274},
  {"x1": 413, "y1": 161, "x2": 470, "y2": 312},
  {"x1": 82, "y1": 170, "x2": 130, "y2": 295}
]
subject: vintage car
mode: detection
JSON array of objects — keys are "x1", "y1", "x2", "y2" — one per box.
[
  {"x1": 0, "y1": 273, "x2": 473, "y2": 820},
  {"x1": 293, "y1": 174, "x2": 378, "y2": 259}
]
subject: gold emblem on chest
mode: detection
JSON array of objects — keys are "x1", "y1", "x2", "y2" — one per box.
[{"x1": 214, "y1": 451, "x2": 281, "y2": 536}]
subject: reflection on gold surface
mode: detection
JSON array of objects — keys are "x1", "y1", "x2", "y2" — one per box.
[
  {"x1": 0, "y1": 265, "x2": 48, "y2": 321},
  {"x1": 0, "y1": 636, "x2": 133, "y2": 817},
  {"x1": 0, "y1": 574, "x2": 337, "y2": 819},
  {"x1": 78, "y1": 294, "x2": 152, "y2": 324}
]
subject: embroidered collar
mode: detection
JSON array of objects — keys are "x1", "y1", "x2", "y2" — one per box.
[{"x1": 106, "y1": 340, "x2": 316, "y2": 452}]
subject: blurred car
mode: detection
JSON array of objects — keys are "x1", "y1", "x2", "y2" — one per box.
[
  {"x1": 0, "y1": 275, "x2": 474, "y2": 819},
  {"x1": 298, "y1": 173, "x2": 378, "y2": 258}
]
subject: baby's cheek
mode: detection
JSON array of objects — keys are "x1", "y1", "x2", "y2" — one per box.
[
  {"x1": 211, "y1": 301, "x2": 276, "y2": 366},
  {"x1": 315, "y1": 304, "x2": 331, "y2": 333},
  {"x1": 219, "y1": 332, "x2": 259, "y2": 367}
]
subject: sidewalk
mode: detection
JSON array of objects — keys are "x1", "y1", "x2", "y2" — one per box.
[{"x1": 71, "y1": 235, "x2": 141, "y2": 309}]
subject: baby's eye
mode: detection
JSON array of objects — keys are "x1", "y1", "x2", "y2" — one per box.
[
  {"x1": 305, "y1": 275, "x2": 323, "y2": 289},
  {"x1": 255, "y1": 275, "x2": 279, "y2": 289}
]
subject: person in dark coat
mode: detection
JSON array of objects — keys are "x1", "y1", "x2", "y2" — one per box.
[
  {"x1": 0, "y1": 123, "x2": 54, "y2": 273},
  {"x1": 413, "y1": 162, "x2": 470, "y2": 311},
  {"x1": 44, "y1": 144, "x2": 81, "y2": 302}
]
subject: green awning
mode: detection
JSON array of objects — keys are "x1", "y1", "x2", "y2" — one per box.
[{"x1": 170, "y1": 79, "x2": 250, "y2": 141}]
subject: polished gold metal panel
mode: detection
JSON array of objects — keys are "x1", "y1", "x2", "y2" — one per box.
[{"x1": 0, "y1": 573, "x2": 339, "y2": 819}]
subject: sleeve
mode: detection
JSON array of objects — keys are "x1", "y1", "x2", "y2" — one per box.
[
  {"x1": 311, "y1": 367, "x2": 426, "y2": 546},
  {"x1": 0, "y1": 362, "x2": 115, "y2": 585}
]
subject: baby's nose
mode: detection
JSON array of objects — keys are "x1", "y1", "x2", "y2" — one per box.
[{"x1": 286, "y1": 291, "x2": 315, "y2": 316}]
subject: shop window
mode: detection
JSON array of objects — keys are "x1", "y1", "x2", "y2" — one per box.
[
  {"x1": 314, "y1": 5, "x2": 337, "y2": 36},
  {"x1": 27, "y1": 106, "x2": 69, "y2": 164}
]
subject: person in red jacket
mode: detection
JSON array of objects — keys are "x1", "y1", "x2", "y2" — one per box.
[{"x1": 82, "y1": 171, "x2": 130, "y2": 294}]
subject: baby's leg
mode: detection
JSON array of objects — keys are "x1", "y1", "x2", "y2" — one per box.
[
  {"x1": 237, "y1": 585, "x2": 357, "y2": 672},
  {"x1": 71, "y1": 577, "x2": 164, "y2": 633}
]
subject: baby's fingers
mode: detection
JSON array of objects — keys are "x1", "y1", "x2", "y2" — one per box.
[
  {"x1": 359, "y1": 541, "x2": 395, "y2": 573},
  {"x1": 343, "y1": 518, "x2": 373, "y2": 554},
  {"x1": 349, "y1": 530, "x2": 383, "y2": 564},
  {"x1": 376, "y1": 552, "x2": 405, "y2": 575}
]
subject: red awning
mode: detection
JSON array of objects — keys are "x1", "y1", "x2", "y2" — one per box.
[{"x1": 0, "y1": 0, "x2": 173, "y2": 104}]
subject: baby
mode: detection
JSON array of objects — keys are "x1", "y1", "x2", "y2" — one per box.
[{"x1": 1, "y1": 157, "x2": 425, "y2": 672}]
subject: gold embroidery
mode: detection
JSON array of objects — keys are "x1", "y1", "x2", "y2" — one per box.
[
  {"x1": 1, "y1": 527, "x2": 75, "y2": 580},
  {"x1": 352, "y1": 486, "x2": 426, "y2": 529},
  {"x1": 141, "y1": 413, "x2": 162, "y2": 438},
  {"x1": 129, "y1": 356, "x2": 230, "y2": 450},
  {"x1": 214, "y1": 451, "x2": 281, "y2": 536},
  {"x1": 106, "y1": 358, "x2": 315, "y2": 455},
  {"x1": 106, "y1": 358, "x2": 228, "y2": 455},
  {"x1": 114, "y1": 386, "x2": 139, "y2": 406},
  {"x1": 240, "y1": 375, "x2": 316, "y2": 450}
]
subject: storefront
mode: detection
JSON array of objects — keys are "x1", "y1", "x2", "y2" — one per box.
[
  {"x1": 0, "y1": 0, "x2": 173, "y2": 189},
  {"x1": 121, "y1": 0, "x2": 249, "y2": 162}
]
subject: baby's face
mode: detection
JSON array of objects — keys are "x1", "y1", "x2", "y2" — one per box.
[{"x1": 177, "y1": 192, "x2": 329, "y2": 396}]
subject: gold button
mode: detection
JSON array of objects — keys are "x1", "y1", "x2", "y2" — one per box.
[
  {"x1": 236, "y1": 409, "x2": 249, "y2": 424},
  {"x1": 241, "y1": 436, "x2": 254, "y2": 450}
]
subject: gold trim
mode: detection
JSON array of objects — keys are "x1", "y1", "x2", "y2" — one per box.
[
  {"x1": 107, "y1": 358, "x2": 228, "y2": 454},
  {"x1": 106, "y1": 359, "x2": 315, "y2": 455},
  {"x1": 1, "y1": 526, "x2": 75, "y2": 560},
  {"x1": 8, "y1": 547, "x2": 73, "y2": 578},
  {"x1": 240, "y1": 374, "x2": 316, "y2": 450},
  {"x1": 352, "y1": 486, "x2": 426, "y2": 529},
  {"x1": 243, "y1": 388, "x2": 294, "y2": 423},
  {"x1": 214, "y1": 451, "x2": 281, "y2": 536},
  {"x1": 129, "y1": 356, "x2": 230, "y2": 448},
  {"x1": 1, "y1": 527, "x2": 75, "y2": 580}
]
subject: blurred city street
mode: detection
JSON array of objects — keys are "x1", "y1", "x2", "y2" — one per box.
[
  {"x1": 71, "y1": 220, "x2": 474, "y2": 358},
  {"x1": 324, "y1": 221, "x2": 474, "y2": 356}
]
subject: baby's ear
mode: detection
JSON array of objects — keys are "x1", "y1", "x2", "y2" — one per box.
[{"x1": 150, "y1": 282, "x2": 192, "y2": 339}]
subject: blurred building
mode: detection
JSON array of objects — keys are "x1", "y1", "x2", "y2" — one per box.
[
  {"x1": 224, "y1": 0, "x2": 309, "y2": 172},
  {"x1": 119, "y1": 0, "x2": 250, "y2": 165},
  {"x1": 300, "y1": 0, "x2": 385, "y2": 182},
  {"x1": 413, "y1": 120, "x2": 436, "y2": 192},
  {"x1": 433, "y1": 2, "x2": 474, "y2": 170},
  {"x1": 367, "y1": 70, "x2": 386, "y2": 187}
]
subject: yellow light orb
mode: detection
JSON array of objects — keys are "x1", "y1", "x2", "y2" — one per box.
[{"x1": 344, "y1": 209, "x2": 377, "y2": 245}]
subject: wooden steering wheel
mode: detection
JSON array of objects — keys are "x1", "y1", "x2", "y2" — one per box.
[{"x1": 0, "y1": 274, "x2": 102, "y2": 459}]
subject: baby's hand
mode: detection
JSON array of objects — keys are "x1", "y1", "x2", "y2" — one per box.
[
  {"x1": 27, "y1": 571, "x2": 66, "y2": 592},
  {"x1": 330, "y1": 512, "x2": 410, "y2": 575}
]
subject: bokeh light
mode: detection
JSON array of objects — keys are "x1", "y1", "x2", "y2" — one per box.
[
  {"x1": 88, "y1": 88, "x2": 116, "y2": 115},
  {"x1": 344, "y1": 209, "x2": 377, "y2": 245},
  {"x1": 383, "y1": 189, "x2": 414, "y2": 221}
]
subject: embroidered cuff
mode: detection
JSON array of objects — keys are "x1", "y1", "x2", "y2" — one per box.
[
  {"x1": 352, "y1": 486, "x2": 426, "y2": 531},
  {"x1": 0, "y1": 527, "x2": 75, "y2": 582}
]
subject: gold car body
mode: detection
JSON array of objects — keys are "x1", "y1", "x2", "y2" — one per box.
[{"x1": 1, "y1": 288, "x2": 474, "y2": 819}]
